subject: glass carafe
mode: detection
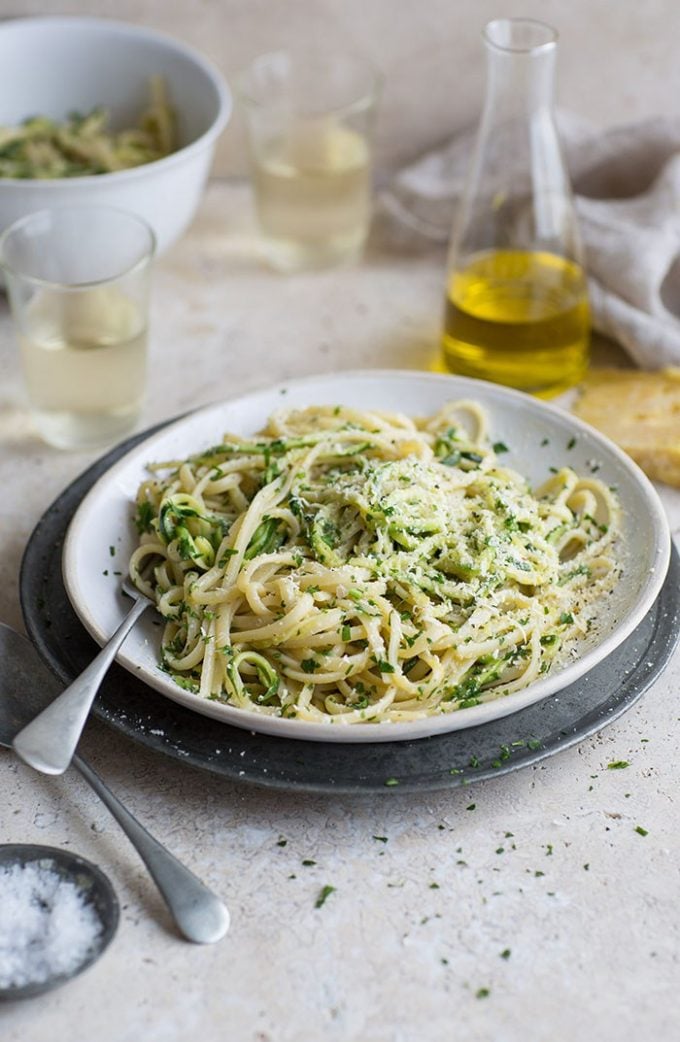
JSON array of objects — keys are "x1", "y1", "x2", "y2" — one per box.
[{"x1": 441, "y1": 18, "x2": 589, "y2": 396}]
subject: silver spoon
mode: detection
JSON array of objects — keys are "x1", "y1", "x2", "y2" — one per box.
[
  {"x1": 0, "y1": 622, "x2": 229, "y2": 945},
  {"x1": 13, "y1": 577, "x2": 149, "y2": 776}
]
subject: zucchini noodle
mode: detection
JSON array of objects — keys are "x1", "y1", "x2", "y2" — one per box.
[
  {"x1": 128, "y1": 402, "x2": 621, "y2": 725},
  {"x1": 0, "y1": 77, "x2": 175, "y2": 179}
]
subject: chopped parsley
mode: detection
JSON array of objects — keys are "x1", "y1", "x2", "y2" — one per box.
[
  {"x1": 134, "y1": 500, "x2": 155, "y2": 533},
  {"x1": 315, "y1": 885, "x2": 336, "y2": 908}
]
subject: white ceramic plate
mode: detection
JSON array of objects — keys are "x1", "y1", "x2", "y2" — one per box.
[{"x1": 62, "y1": 371, "x2": 671, "y2": 743}]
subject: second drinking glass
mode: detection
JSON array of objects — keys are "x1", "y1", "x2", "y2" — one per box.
[
  {"x1": 0, "y1": 206, "x2": 154, "y2": 450},
  {"x1": 238, "y1": 50, "x2": 380, "y2": 273}
]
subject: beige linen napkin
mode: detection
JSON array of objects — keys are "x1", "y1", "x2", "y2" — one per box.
[{"x1": 381, "y1": 115, "x2": 680, "y2": 367}]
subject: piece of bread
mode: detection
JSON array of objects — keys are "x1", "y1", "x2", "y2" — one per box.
[{"x1": 573, "y1": 368, "x2": 680, "y2": 487}]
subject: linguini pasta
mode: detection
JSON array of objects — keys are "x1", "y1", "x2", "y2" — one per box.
[{"x1": 128, "y1": 402, "x2": 621, "y2": 725}]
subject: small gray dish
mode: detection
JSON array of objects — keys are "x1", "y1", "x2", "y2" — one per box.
[{"x1": 0, "y1": 844, "x2": 119, "y2": 1000}]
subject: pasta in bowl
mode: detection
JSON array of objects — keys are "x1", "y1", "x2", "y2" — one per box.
[
  {"x1": 128, "y1": 400, "x2": 620, "y2": 726},
  {"x1": 61, "y1": 371, "x2": 670, "y2": 743}
]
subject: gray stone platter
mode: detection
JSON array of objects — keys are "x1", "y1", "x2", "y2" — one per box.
[{"x1": 19, "y1": 422, "x2": 680, "y2": 795}]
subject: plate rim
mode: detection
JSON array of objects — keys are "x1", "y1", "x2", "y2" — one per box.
[
  {"x1": 18, "y1": 513, "x2": 680, "y2": 794},
  {"x1": 61, "y1": 369, "x2": 672, "y2": 743}
]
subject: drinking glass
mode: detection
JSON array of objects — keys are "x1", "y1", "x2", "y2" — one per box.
[
  {"x1": 0, "y1": 206, "x2": 155, "y2": 450},
  {"x1": 238, "y1": 49, "x2": 380, "y2": 273}
]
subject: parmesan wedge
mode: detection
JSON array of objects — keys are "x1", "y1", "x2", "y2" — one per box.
[{"x1": 573, "y1": 368, "x2": 680, "y2": 487}]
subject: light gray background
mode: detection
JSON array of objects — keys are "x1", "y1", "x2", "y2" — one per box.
[{"x1": 1, "y1": 0, "x2": 678, "y2": 176}]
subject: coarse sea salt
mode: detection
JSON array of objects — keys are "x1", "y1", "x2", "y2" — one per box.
[{"x1": 0, "y1": 860, "x2": 102, "y2": 989}]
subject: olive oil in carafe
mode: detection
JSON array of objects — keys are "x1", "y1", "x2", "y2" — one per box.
[{"x1": 442, "y1": 249, "x2": 590, "y2": 396}]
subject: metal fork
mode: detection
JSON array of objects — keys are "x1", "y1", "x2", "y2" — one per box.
[{"x1": 13, "y1": 576, "x2": 151, "y2": 776}]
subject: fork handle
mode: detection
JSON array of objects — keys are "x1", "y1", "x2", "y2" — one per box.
[{"x1": 12, "y1": 598, "x2": 149, "y2": 775}]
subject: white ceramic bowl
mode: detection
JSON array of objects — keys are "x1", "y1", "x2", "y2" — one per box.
[{"x1": 0, "y1": 17, "x2": 231, "y2": 254}]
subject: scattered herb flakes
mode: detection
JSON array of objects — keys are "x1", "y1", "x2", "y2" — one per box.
[
  {"x1": 429, "y1": 882, "x2": 440, "y2": 890},
  {"x1": 315, "y1": 885, "x2": 336, "y2": 908},
  {"x1": 607, "y1": 760, "x2": 630, "y2": 770},
  {"x1": 534, "y1": 870, "x2": 545, "y2": 877},
  {"x1": 493, "y1": 441, "x2": 509, "y2": 455},
  {"x1": 495, "y1": 847, "x2": 504, "y2": 855},
  {"x1": 134, "y1": 500, "x2": 155, "y2": 534},
  {"x1": 566, "y1": 436, "x2": 576, "y2": 450},
  {"x1": 540, "y1": 437, "x2": 550, "y2": 446},
  {"x1": 276, "y1": 837, "x2": 287, "y2": 847},
  {"x1": 500, "y1": 948, "x2": 511, "y2": 960},
  {"x1": 583, "y1": 863, "x2": 590, "y2": 871},
  {"x1": 372, "y1": 835, "x2": 388, "y2": 843},
  {"x1": 545, "y1": 844, "x2": 553, "y2": 856},
  {"x1": 301, "y1": 658, "x2": 319, "y2": 674},
  {"x1": 109, "y1": 545, "x2": 116, "y2": 557},
  {"x1": 476, "y1": 987, "x2": 491, "y2": 1000},
  {"x1": 302, "y1": 859, "x2": 317, "y2": 867},
  {"x1": 634, "y1": 825, "x2": 649, "y2": 837},
  {"x1": 385, "y1": 777, "x2": 400, "y2": 787},
  {"x1": 466, "y1": 803, "x2": 476, "y2": 811}
]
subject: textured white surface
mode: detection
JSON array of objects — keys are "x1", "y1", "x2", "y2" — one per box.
[{"x1": 1, "y1": 182, "x2": 680, "y2": 1041}]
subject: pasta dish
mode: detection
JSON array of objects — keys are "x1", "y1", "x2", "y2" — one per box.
[
  {"x1": 0, "y1": 77, "x2": 174, "y2": 179},
  {"x1": 129, "y1": 401, "x2": 620, "y2": 725}
]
